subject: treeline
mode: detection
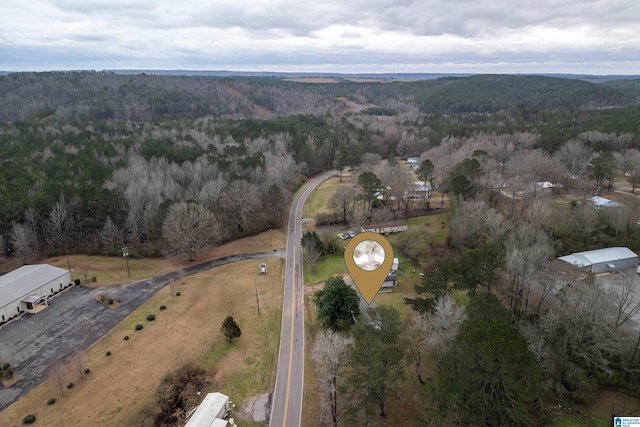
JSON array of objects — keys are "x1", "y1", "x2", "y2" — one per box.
[
  {"x1": 0, "y1": 72, "x2": 342, "y2": 122},
  {"x1": 1, "y1": 72, "x2": 638, "y2": 123}
]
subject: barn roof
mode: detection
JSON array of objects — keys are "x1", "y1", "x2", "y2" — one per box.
[
  {"x1": 0, "y1": 264, "x2": 69, "y2": 308},
  {"x1": 558, "y1": 247, "x2": 637, "y2": 268}
]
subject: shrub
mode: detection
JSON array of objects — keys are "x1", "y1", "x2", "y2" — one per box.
[
  {"x1": 106, "y1": 351, "x2": 112, "y2": 356},
  {"x1": 159, "y1": 305, "x2": 166, "y2": 310},
  {"x1": 47, "y1": 397, "x2": 56, "y2": 405},
  {"x1": 22, "y1": 414, "x2": 36, "y2": 424},
  {"x1": 146, "y1": 314, "x2": 155, "y2": 321},
  {"x1": 84, "y1": 368, "x2": 90, "y2": 374},
  {"x1": 175, "y1": 291, "x2": 181, "y2": 296},
  {"x1": 107, "y1": 298, "x2": 114, "y2": 305},
  {"x1": 123, "y1": 335, "x2": 129, "y2": 341},
  {"x1": 135, "y1": 324, "x2": 143, "y2": 331},
  {"x1": 74, "y1": 279, "x2": 80, "y2": 286},
  {"x1": 66, "y1": 382, "x2": 73, "y2": 389}
]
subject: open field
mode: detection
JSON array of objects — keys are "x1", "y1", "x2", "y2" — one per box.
[
  {"x1": 0, "y1": 231, "x2": 285, "y2": 427},
  {"x1": 302, "y1": 176, "x2": 346, "y2": 218}
]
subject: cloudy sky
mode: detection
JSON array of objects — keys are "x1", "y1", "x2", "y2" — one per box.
[{"x1": 1, "y1": 0, "x2": 639, "y2": 74}]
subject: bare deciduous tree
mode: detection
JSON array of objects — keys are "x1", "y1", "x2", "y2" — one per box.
[
  {"x1": 407, "y1": 295, "x2": 467, "y2": 385},
  {"x1": 312, "y1": 329, "x2": 352, "y2": 427},
  {"x1": 328, "y1": 186, "x2": 356, "y2": 224},
  {"x1": 219, "y1": 180, "x2": 261, "y2": 235},
  {"x1": 506, "y1": 225, "x2": 554, "y2": 318},
  {"x1": 162, "y1": 202, "x2": 221, "y2": 261},
  {"x1": 604, "y1": 271, "x2": 640, "y2": 330},
  {"x1": 10, "y1": 222, "x2": 38, "y2": 264}
]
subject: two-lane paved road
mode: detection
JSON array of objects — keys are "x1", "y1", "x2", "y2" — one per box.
[{"x1": 270, "y1": 171, "x2": 333, "y2": 427}]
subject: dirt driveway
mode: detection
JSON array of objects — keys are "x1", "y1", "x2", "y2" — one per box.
[{"x1": 0, "y1": 251, "x2": 283, "y2": 411}]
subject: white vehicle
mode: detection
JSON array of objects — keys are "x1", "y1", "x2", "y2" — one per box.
[{"x1": 337, "y1": 233, "x2": 348, "y2": 240}]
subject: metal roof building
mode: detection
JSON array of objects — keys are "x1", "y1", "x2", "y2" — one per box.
[
  {"x1": 185, "y1": 392, "x2": 229, "y2": 427},
  {"x1": 0, "y1": 264, "x2": 71, "y2": 323},
  {"x1": 558, "y1": 247, "x2": 638, "y2": 274}
]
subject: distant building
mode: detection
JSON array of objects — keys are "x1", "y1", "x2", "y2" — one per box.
[
  {"x1": 185, "y1": 392, "x2": 230, "y2": 427},
  {"x1": 0, "y1": 264, "x2": 71, "y2": 323},
  {"x1": 405, "y1": 181, "x2": 432, "y2": 199},
  {"x1": 590, "y1": 196, "x2": 622, "y2": 207},
  {"x1": 361, "y1": 223, "x2": 408, "y2": 234},
  {"x1": 558, "y1": 247, "x2": 637, "y2": 274},
  {"x1": 406, "y1": 157, "x2": 421, "y2": 170}
]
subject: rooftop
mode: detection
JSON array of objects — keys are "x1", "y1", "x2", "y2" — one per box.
[
  {"x1": 558, "y1": 247, "x2": 637, "y2": 268},
  {"x1": 0, "y1": 264, "x2": 69, "y2": 308}
]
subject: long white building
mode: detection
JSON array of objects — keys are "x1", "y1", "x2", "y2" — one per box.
[{"x1": 0, "y1": 264, "x2": 72, "y2": 323}]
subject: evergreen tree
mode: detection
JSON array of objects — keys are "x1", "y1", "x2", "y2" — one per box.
[{"x1": 221, "y1": 316, "x2": 242, "y2": 343}]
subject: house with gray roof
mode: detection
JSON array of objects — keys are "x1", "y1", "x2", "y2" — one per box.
[
  {"x1": 558, "y1": 247, "x2": 638, "y2": 274},
  {"x1": 0, "y1": 264, "x2": 71, "y2": 323}
]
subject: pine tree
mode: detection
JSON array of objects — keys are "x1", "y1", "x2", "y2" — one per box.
[{"x1": 221, "y1": 316, "x2": 242, "y2": 343}]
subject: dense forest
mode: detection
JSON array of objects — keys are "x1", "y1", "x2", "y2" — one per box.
[
  {"x1": 3, "y1": 71, "x2": 640, "y2": 425},
  {"x1": 1, "y1": 71, "x2": 640, "y2": 263}
]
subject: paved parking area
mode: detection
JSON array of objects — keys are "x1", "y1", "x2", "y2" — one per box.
[{"x1": 0, "y1": 251, "x2": 283, "y2": 411}]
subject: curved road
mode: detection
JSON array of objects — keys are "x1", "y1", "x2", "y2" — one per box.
[{"x1": 270, "y1": 171, "x2": 333, "y2": 427}]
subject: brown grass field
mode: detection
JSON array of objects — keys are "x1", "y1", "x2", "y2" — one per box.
[{"x1": 0, "y1": 231, "x2": 286, "y2": 427}]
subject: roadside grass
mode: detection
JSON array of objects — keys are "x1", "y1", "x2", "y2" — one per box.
[
  {"x1": 302, "y1": 177, "x2": 347, "y2": 218},
  {"x1": 304, "y1": 253, "x2": 346, "y2": 285},
  {"x1": 43, "y1": 229, "x2": 286, "y2": 288},
  {"x1": 0, "y1": 257, "x2": 284, "y2": 427}
]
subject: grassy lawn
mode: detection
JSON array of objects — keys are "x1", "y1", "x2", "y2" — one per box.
[
  {"x1": 304, "y1": 252, "x2": 347, "y2": 285},
  {"x1": 302, "y1": 177, "x2": 348, "y2": 218},
  {"x1": 0, "y1": 237, "x2": 284, "y2": 427}
]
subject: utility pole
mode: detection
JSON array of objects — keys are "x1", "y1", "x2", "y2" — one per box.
[
  {"x1": 255, "y1": 280, "x2": 261, "y2": 315},
  {"x1": 122, "y1": 247, "x2": 131, "y2": 279},
  {"x1": 65, "y1": 249, "x2": 71, "y2": 272}
]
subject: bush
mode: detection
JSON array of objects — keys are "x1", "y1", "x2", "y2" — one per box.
[
  {"x1": 159, "y1": 305, "x2": 166, "y2": 310},
  {"x1": 123, "y1": 335, "x2": 129, "y2": 340},
  {"x1": 47, "y1": 397, "x2": 56, "y2": 405},
  {"x1": 135, "y1": 324, "x2": 143, "y2": 331},
  {"x1": 22, "y1": 414, "x2": 36, "y2": 424},
  {"x1": 315, "y1": 212, "x2": 338, "y2": 226},
  {"x1": 146, "y1": 314, "x2": 156, "y2": 321},
  {"x1": 107, "y1": 298, "x2": 114, "y2": 305},
  {"x1": 84, "y1": 368, "x2": 90, "y2": 374},
  {"x1": 175, "y1": 291, "x2": 181, "y2": 296},
  {"x1": 66, "y1": 382, "x2": 73, "y2": 389},
  {"x1": 106, "y1": 351, "x2": 112, "y2": 356},
  {"x1": 74, "y1": 279, "x2": 80, "y2": 286}
]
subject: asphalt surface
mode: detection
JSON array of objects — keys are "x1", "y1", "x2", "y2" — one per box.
[
  {"x1": 0, "y1": 250, "x2": 284, "y2": 412},
  {"x1": 270, "y1": 171, "x2": 334, "y2": 427}
]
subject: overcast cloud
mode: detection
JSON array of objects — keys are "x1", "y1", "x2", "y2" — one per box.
[{"x1": 1, "y1": 0, "x2": 639, "y2": 74}]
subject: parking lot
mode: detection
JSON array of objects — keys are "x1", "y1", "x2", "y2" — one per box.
[{"x1": 0, "y1": 251, "x2": 283, "y2": 411}]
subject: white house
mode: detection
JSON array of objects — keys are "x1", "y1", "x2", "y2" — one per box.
[
  {"x1": 185, "y1": 392, "x2": 229, "y2": 427},
  {"x1": 405, "y1": 181, "x2": 432, "y2": 199},
  {"x1": 0, "y1": 264, "x2": 72, "y2": 323}
]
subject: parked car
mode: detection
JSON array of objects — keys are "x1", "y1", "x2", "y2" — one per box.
[{"x1": 347, "y1": 231, "x2": 355, "y2": 238}]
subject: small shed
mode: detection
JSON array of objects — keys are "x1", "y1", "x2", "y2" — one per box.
[
  {"x1": 558, "y1": 247, "x2": 638, "y2": 274},
  {"x1": 185, "y1": 392, "x2": 229, "y2": 427},
  {"x1": 382, "y1": 274, "x2": 397, "y2": 288}
]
